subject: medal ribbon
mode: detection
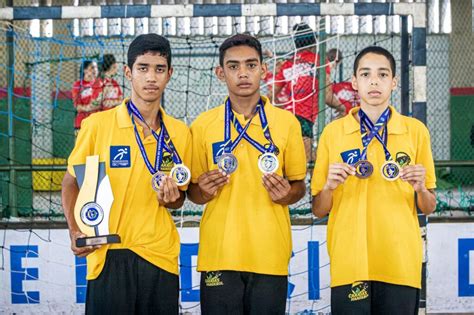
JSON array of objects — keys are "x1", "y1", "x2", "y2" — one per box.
[
  {"x1": 358, "y1": 107, "x2": 392, "y2": 161},
  {"x1": 223, "y1": 97, "x2": 255, "y2": 153},
  {"x1": 223, "y1": 97, "x2": 276, "y2": 154},
  {"x1": 127, "y1": 100, "x2": 183, "y2": 177}
]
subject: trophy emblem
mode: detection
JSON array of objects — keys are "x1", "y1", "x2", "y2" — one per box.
[{"x1": 73, "y1": 155, "x2": 120, "y2": 247}]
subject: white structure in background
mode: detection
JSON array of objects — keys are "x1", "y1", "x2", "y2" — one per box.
[{"x1": 26, "y1": 0, "x2": 453, "y2": 37}]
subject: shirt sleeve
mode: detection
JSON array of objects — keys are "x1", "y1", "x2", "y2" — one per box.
[
  {"x1": 67, "y1": 118, "x2": 96, "y2": 177},
  {"x1": 190, "y1": 120, "x2": 209, "y2": 184},
  {"x1": 310, "y1": 127, "x2": 330, "y2": 196},
  {"x1": 283, "y1": 116, "x2": 307, "y2": 181},
  {"x1": 416, "y1": 124, "x2": 436, "y2": 190}
]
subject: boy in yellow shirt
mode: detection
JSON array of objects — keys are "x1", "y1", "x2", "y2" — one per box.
[
  {"x1": 61, "y1": 34, "x2": 191, "y2": 314},
  {"x1": 188, "y1": 34, "x2": 307, "y2": 314},
  {"x1": 311, "y1": 46, "x2": 436, "y2": 314}
]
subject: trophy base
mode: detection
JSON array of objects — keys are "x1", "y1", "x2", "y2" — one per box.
[{"x1": 76, "y1": 234, "x2": 121, "y2": 248}]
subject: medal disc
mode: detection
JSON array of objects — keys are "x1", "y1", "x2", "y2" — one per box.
[
  {"x1": 217, "y1": 153, "x2": 238, "y2": 174},
  {"x1": 151, "y1": 172, "x2": 166, "y2": 192},
  {"x1": 381, "y1": 161, "x2": 400, "y2": 181},
  {"x1": 170, "y1": 164, "x2": 191, "y2": 186},
  {"x1": 258, "y1": 152, "x2": 279, "y2": 174},
  {"x1": 354, "y1": 160, "x2": 374, "y2": 179}
]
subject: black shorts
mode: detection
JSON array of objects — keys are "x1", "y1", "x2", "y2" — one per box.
[
  {"x1": 200, "y1": 270, "x2": 287, "y2": 315},
  {"x1": 331, "y1": 281, "x2": 420, "y2": 315},
  {"x1": 86, "y1": 249, "x2": 179, "y2": 315}
]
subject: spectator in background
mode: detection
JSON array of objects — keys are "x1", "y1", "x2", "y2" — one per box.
[
  {"x1": 327, "y1": 48, "x2": 360, "y2": 115},
  {"x1": 262, "y1": 49, "x2": 288, "y2": 104},
  {"x1": 72, "y1": 60, "x2": 102, "y2": 132},
  {"x1": 273, "y1": 23, "x2": 345, "y2": 164},
  {"x1": 99, "y1": 54, "x2": 123, "y2": 110}
]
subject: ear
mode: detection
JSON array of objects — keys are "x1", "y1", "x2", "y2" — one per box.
[
  {"x1": 124, "y1": 65, "x2": 132, "y2": 81},
  {"x1": 215, "y1": 66, "x2": 225, "y2": 82},
  {"x1": 391, "y1": 75, "x2": 398, "y2": 91},
  {"x1": 167, "y1": 66, "x2": 174, "y2": 81},
  {"x1": 260, "y1": 62, "x2": 268, "y2": 80},
  {"x1": 351, "y1": 74, "x2": 358, "y2": 91}
]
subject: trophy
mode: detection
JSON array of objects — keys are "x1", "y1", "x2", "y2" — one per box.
[{"x1": 73, "y1": 155, "x2": 120, "y2": 247}]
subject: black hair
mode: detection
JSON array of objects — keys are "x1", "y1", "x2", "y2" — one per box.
[
  {"x1": 100, "y1": 54, "x2": 117, "y2": 74},
  {"x1": 128, "y1": 33, "x2": 172, "y2": 69},
  {"x1": 219, "y1": 34, "x2": 263, "y2": 67},
  {"x1": 80, "y1": 60, "x2": 95, "y2": 80},
  {"x1": 327, "y1": 48, "x2": 343, "y2": 63},
  {"x1": 293, "y1": 23, "x2": 316, "y2": 49},
  {"x1": 353, "y1": 46, "x2": 396, "y2": 76}
]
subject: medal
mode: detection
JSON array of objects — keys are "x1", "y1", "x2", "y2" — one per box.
[
  {"x1": 220, "y1": 97, "x2": 279, "y2": 174},
  {"x1": 217, "y1": 153, "x2": 238, "y2": 174},
  {"x1": 80, "y1": 202, "x2": 104, "y2": 227},
  {"x1": 151, "y1": 171, "x2": 166, "y2": 192},
  {"x1": 381, "y1": 161, "x2": 400, "y2": 181},
  {"x1": 258, "y1": 152, "x2": 279, "y2": 174},
  {"x1": 354, "y1": 160, "x2": 373, "y2": 179},
  {"x1": 128, "y1": 101, "x2": 190, "y2": 190},
  {"x1": 170, "y1": 164, "x2": 191, "y2": 186},
  {"x1": 223, "y1": 97, "x2": 280, "y2": 174},
  {"x1": 357, "y1": 107, "x2": 396, "y2": 180}
]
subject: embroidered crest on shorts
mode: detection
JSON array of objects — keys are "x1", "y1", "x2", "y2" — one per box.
[
  {"x1": 348, "y1": 281, "x2": 369, "y2": 302},
  {"x1": 204, "y1": 271, "x2": 224, "y2": 287}
]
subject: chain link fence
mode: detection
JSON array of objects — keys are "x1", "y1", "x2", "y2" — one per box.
[{"x1": 0, "y1": 5, "x2": 472, "y2": 219}]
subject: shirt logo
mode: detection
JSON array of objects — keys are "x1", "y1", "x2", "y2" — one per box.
[
  {"x1": 340, "y1": 149, "x2": 361, "y2": 165},
  {"x1": 212, "y1": 141, "x2": 226, "y2": 164},
  {"x1": 110, "y1": 146, "x2": 130, "y2": 168},
  {"x1": 395, "y1": 151, "x2": 411, "y2": 167}
]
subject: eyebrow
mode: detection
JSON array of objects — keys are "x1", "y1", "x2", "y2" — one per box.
[
  {"x1": 225, "y1": 58, "x2": 259, "y2": 65},
  {"x1": 136, "y1": 63, "x2": 167, "y2": 68},
  {"x1": 358, "y1": 67, "x2": 391, "y2": 72}
]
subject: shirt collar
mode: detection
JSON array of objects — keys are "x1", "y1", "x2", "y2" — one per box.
[
  {"x1": 116, "y1": 98, "x2": 176, "y2": 138},
  {"x1": 343, "y1": 105, "x2": 407, "y2": 135},
  {"x1": 217, "y1": 95, "x2": 275, "y2": 126}
]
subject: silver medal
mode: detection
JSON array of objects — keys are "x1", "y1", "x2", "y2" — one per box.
[
  {"x1": 258, "y1": 152, "x2": 279, "y2": 174},
  {"x1": 170, "y1": 164, "x2": 191, "y2": 186},
  {"x1": 217, "y1": 153, "x2": 238, "y2": 174}
]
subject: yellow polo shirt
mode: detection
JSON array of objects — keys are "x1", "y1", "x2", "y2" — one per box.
[
  {"x1": 311, "y1": 106, "x2": 436, "y2": 288},
  {"x1": 191, "y1": 96, "x2": 307, "y2": 275},
  {"x1": 67, "y1": 99, "x2": 192, "y2": 280}
]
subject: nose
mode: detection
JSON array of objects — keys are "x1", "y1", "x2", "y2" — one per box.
[
  {"x1": 238, "y1": 68, "x2": 248, "y2": 79},
  {"x1": 146, "y1": 71, "x2": 157, "y2": 82},
  {"x1": 369, "y1": 75, "x2": 378, "y2": 86}
]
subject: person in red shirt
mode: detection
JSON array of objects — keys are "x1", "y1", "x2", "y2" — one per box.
[
  {"x1": 72, "y1": 60, "x2": 102, "y2": 131},
  {"x1": 262, "y1": 49, "x2": 289, "y2": 104},
  {"x1": 273, "y1": 23, "x2": 345, "y2": 163},
  {"x1": 327, "y1": 48, "x2": 360, "y2": 115},
  {"x1": 99, "y1": 54, "x2": 123, "y2": 110}
]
